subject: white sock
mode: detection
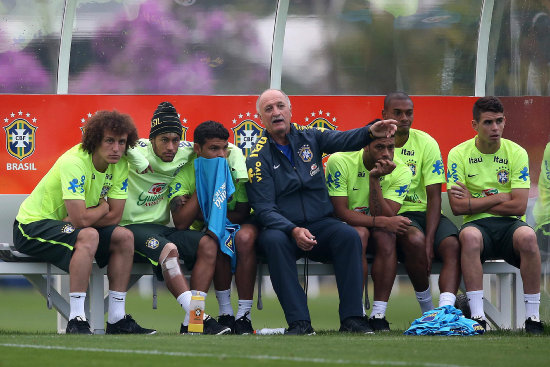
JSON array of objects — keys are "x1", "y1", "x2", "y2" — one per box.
[
  {"x1": 416, "y1": 286, "x2": 434, "y2": 313},
  {"x1": 178, "y1": 291, "x2": 192, "y2": 326},
  {"x1": 215, "y1": 289, "x2": 233, "y2": 316},
  {"x1": 370, "y1": 301, "x2": 388, "y2": 318},
  {"x1": 236, "y1": 299, "x2": 253, "y2": 320},
  {"x1": 524, "y1": 293, "x2": 541, "y2": 320},
  {"x1": 107, "y1": 290, "x2": 126, "y2": 324},
  {"x1": 466, "y1": 290, "x2": 485, "y2": 320},
  {"x1": 177, "y1": 290, "x2": 192, "y2": 312},
  {"x1": 438, "y1": 292, "x2": 456, "y2": 307},
  {"x1": 69, "y1": 292, "x2": 86, "y2": 320}
]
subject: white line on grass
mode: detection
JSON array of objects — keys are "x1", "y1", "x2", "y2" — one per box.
[{"x1": 1, "y1": 343, "x2": 474, "y2": 367}]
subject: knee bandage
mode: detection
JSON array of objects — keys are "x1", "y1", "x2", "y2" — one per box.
[{"x1": 161, "y1": 256, "x2": 182, "y2": 279}]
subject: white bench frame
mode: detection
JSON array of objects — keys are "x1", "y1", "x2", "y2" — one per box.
[{"x1": 0, "y1": 193, "x2": 526, "y2": 332}]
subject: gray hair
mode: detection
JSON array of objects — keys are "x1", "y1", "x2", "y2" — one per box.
[{"x1": 256, "y1": 88, "x2": 292, "y2": 114}]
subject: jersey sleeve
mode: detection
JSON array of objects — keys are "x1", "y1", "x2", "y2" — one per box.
[
  {"x1": 384, "y1": 163, "x2": 412, "y2": 204},
  {"x1": 168, "y1": 162, "x2": 195, "y2": 199},
  {"x1": 108, "y1": 158, "x2": 130, "y2": 199},
  {"x1": 59, "y1": 156, "x2": 88, "y2": 201},
  {"x1": 126, "y1": 139, "x2": 151, "y2": 173},
  {"x1": 510, "y1": 146, "x2": 531, "y2": 189},
  {"x1": 325, "y1": 153, "x2": 349, "y2": 197},
  {"x1": 227, "y1": 143, "x2": 249, "y2": 182},
  {"x1": 446, "y1": 146, "x2": 465, "y2": 188},
  {"x1": 422, "y1": 137, "x2": 446, "y2": 186}
]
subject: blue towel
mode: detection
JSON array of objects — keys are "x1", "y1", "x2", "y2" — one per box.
[
  {"x1": 194, "y1": 157, "x2": 240, "y2": 272},
  {"x1": 404, "y1": 305, "x2": 485, "y2": 336}
]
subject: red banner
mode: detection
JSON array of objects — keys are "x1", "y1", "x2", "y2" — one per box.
[{"x1": 2, "y1": 94, "x2": 535, "y2": 194}]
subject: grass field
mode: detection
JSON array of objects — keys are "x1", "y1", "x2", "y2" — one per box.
[{"x1": 1, "y1": 279, "x2": 549, "y2": 367}]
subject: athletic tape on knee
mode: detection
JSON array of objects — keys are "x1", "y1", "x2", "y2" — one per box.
[{"x1": 161, "y1": 256, "x2": 182, "y2": 279}]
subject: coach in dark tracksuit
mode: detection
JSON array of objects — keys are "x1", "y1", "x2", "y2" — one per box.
[{"x1": 246, "y1": 89, "x2": 397, "y2": 335}]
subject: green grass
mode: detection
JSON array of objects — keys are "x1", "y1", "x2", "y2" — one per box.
[{"x1": 1, "y1": 281, "x2": 549, "y2": 367}]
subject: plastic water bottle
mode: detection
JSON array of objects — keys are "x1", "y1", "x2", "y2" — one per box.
[
  {"x1": 188, "y1": 294, "x2": 205, "y2": 334},
  {"x1": 254, "y1": 327, "x2": 286, "y2": 335}
]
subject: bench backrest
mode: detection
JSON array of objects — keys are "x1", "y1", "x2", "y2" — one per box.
[{"x1": 0, "y1": 194, "x2": 28, "y2": 245}]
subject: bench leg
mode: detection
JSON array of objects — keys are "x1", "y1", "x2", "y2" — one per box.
[{"x1": 89, "y1": 264, "x2": 105, "y2": 334}]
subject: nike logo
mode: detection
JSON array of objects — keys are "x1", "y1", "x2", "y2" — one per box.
[
  {"x1": 467, "y1": 174, "x2": 477, "y2": 178},
  {"x1": 113, "y1": 297, "x2": 124, "y2": 301},
  {"x1": 274, "y1": 164, "x2": 280, "y2": 169},
  {"x1": 352, "y1": 187, "x2": 359, "y2": 191}
]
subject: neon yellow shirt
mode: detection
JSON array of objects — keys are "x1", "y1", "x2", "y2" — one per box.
[
  {"x1": 17, "y1": 144, "x2": 128, "y2": 224},
  {"x1": 122, "y1": 139, "x2": 248, "y2": 226},
  {"x1": 533, "y1": 142, "x2": 550, "y2": 229},
  {"x1": 121, "y1": 139, "x2": 195, "y2": 226},
  {"x1": 325, "y1": 149, "x2": 412, "y2": 214},
  {"x1": 395, "y1": 129, "x2": 446, "y2": 213},
  {"x1": 447, "y1": 137, "x2": 530, "y2": 223},
  {"x1": 169, "y1": 156, "x2": 248, "y2": 231}
]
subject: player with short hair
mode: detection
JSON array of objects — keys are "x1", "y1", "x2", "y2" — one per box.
[
  {"x1": 168, "y1": 120, "x2": 257, "y2": 334},
  {"x1": 447, "y1": 96, "x2": 543, "y2": 333},
  {"x1": 326, "y1": 129, "x2": 412, "y2": 332},
  {"x1": 122, "y1": 102, "x2": 241, "y2": 335},
  {"x1": 384, "y1": 92, "x2": 461, "y2": 317},
  {"x1": 13, "y1": 110, "x2": 154, "y2": 334}
]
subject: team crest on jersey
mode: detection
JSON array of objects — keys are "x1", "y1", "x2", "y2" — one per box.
[
  {"x1": 496, "y1": 166, "x2": 509, "y2": 184},
  {"x1": 420, "y1": 312, "x2": 438, "y2": 322},
  {"x1": 148, "y1": 183, "x2": 167, "y2": 195},
  {"x1": 4, "y1": 116, "x2": 38, "y2": 161},
  {"x1": 100, "y1": 185, "x2": 111, "y2": 198},
  {"x1": 61, "y1": 224, "x2": 75, "y2": 234},
  {"x1": 232, "y1": 115, "x2": 263, "y2": 157},
  {"x1": 146, "y1": 237, "x2": 160, "y2": 250},
  {"x1": 406, "y1": 160, "x2": 417, "y2": 176},
  {"x1": 298, "y1": 145, "x2": 313, "y2": 162}
]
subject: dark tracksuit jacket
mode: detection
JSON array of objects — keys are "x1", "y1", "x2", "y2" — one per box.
[{"x1": 245, "y1": 122, "x2": 376, "y2": 324}]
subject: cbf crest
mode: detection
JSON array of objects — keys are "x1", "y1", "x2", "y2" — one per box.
[
  {"x1": 232, "y1": 114, "x2": 263, "y2": 157},
  {"x1": 305, "y1": 108, "x2": 338, "y2": 164},
  {"x1": 4, "y1": 117, "x2": 37, "y2": 161},
  {"x1": 496, "y1": 166, "x2": 509, "y2": 185}
]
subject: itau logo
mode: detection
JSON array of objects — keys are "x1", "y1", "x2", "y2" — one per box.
[
  {"x1": 3, "y1": 110, "x2": 38, "y2": 162},
  {"x1": 231, "y1": 111, "x2": 263, "y2": 157}
]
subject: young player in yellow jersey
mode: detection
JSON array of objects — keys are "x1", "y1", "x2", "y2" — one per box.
[
  {"x1": 447, "y1": 96, "x2": 543, "y2": 333},
  {"x1": 326, "y1": 130, "x2": 412, "y2": 331},
  {"x1": 384, "y1": 92, "x2": 461, "y2": 319},
  {"x1": 13, "y1": 111, "x2": 154, "y2": 334}
]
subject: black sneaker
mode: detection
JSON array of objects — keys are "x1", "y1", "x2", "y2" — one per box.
[
  {"x1": 339, "y1": 316, "x2": 374, "y2": 334},
  {"x1": 66, "y1": 316, "x2": 92, "y2": 335},
  {"x1": 525, "y1": 317, "x2": 544, "y2": 334},
  {"x1": 106, "y1": 314, "x2": 156, "y2": 334},
  {"x1": 285, "y1": 320, "x2": 315, "y2": 335},
  {"x1": 454, "y1": 293, "x2": 471, "y2": 319},
  {"x1": 181, "y1": 315, "x2": 232, "y2": 335},
  {"x1": 369, "y1": 314, "x2": 390, "y2": 332},
  {"x1": 471, "y1": 317, "x2": 487, "y2": 332},
  {"x1": 217, "y1": 314, "x2": 235, "y2": 333},
  {"x1": 234, "y1": 312, "x2": 254, "y2": 335}
]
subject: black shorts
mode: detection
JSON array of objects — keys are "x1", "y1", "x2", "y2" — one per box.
[
  {"x1": 13, "y1": 219, "x2": 117, "y2": 272},
  {"x1": 461, "y1": 217, "x2": 530, "y2": 267},
  {"x1": 399, "y1": 211, "x2": 459, "y2": 261},
  {"x1": 125, "y1": 223, "x2": 204, "y2": 280}
]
